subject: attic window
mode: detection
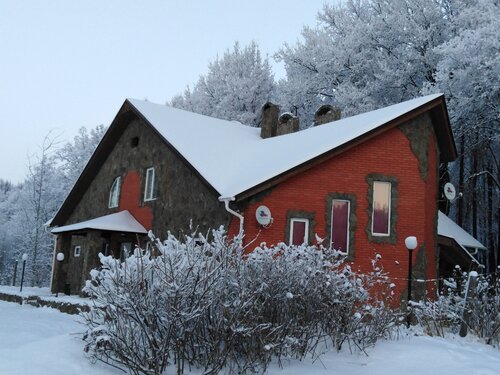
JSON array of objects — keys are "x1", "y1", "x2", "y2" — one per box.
[
  {"x1": 130, "y1": 137, "x2": 139, "y2": 147},
  {"x1": 108, "y1": 176, "x2": 121, "y2": 208}
]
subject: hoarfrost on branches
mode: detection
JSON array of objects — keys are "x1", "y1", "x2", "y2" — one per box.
[{"x1": 82, "y1": 228, "x2": 397, "y2": 375}]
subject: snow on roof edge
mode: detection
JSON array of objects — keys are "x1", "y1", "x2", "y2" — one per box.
[
  {"x1": 51, "y1": 210, "x2": 147, "y2": 234},
  {"x1": 127, "y1": 94, "x2": 445, "y2": 199},
  {"x1": 437, "y1": 211, "x2": 486, "y2": 250}
]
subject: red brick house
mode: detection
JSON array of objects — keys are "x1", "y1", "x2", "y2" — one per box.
[{"x1": 50, "y1": 94, "x2": 463, "y2": 300}]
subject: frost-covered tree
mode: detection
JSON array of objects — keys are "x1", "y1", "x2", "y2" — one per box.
[
  {"x1": 276, "y1": 0, "x2": 499, "y2": 269},
  {"x1": 424, "y1": 0, "x2": 500, "y2": 268},
  {"x1": 56, "y1": 125, "x2": 106, "y2": 187},
  {"x1": 21, "y1": 135, "x2": 65, "y2": 286},
  {"x1": 276, "y1": 0, "x2": 453, "y2": 123},
  {"x1": 170, "y1": 41, "x2": 276, "y2": 126},
  {"x1": 0, "y1": 125, "x2": 104, "y2": 286}
]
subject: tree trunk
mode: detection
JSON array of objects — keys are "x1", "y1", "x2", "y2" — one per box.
[
  {"x1": 471, "y1": 134, "x2": 479, "y2": 239},
  {"x1": 458, "y1": 135, "x2": 465, "y2": 227}
]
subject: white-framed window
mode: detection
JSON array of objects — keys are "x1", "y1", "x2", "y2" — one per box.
[
  {"x1": 371, "y1": 181, "x2": 391, "y2": 236},
  {"x1": 330, "y1": 199, "x2": 350, "y2": 254},
  {"x1": 144, "y1": 167, "x2": 156, "y2": 201},
  {"x1": 289, "y1": 218, "x2": 309, "y2": 246},
  {"x1": 74, "y1": 245, "x2": 81, "y2": 257},
  {"x1": 108, "y1": 176, "x2": 121, "y2": 208}
]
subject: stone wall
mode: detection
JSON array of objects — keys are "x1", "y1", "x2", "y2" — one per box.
[
  {"x1": 53, "y1": 114, "x2": 231, "y2": 293},
  {"x1": 65, "y1": 117, "x2": 230, "y2": 237}
]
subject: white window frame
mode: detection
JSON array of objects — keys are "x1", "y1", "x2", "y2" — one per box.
[
  {"x1": 144, "y1": 167, "x2": 156, "y2": 201},
  {"x1": 108, "y1": 176, "x2": 121, "y2": 208},
  {"x1": 330, "y1": 199, "x2": 350, "y2": 255},
  {"x1": 74, "y1": 245, "x2": 81, "y2": 257},
  {"x1": 289, "y1": 218, "x2": 309, "y2": 246},
  {"x1": 371, "y1": 181, "x2": 391, "y2": 237}
]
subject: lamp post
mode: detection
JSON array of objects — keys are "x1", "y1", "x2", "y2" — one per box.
[
  {"x1": 405, "y1": 236, "x2": 418, "y2": 328},
  {"x1": 55, "y1": 252, "x2": 65, "y2": 297},
  {"x1": 19, "y1": 253, "x2": 28, "y2": 292}
]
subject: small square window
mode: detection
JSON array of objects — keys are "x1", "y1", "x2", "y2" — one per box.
[
  {"x1": 130, "y1": 136, "x2": 139, "y2": 147},
  {"x1": 74, "y1": 246, "x2": 81, "y2": 257}
]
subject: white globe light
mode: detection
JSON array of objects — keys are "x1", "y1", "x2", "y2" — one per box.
[
  {"x1": 22, "y1": 253, "x2": 28, "y2": 261},
  {"x1": 405, "y1": 236, "x2": 418, "y2": 250},
  {"x1": 56, "y1": 252, "x2": 65, "y2": 262}
]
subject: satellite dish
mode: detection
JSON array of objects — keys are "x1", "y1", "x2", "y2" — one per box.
[
  {"x1": 256, "y1": 205, "x2": 272, "y2": 226},
  {"x1": 444, "y1": 182, "x2": 456, "y2": 201}
]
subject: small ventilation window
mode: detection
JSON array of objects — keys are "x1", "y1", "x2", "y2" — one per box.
[{"x1": 130, "y1": 137, "x2": 139, "y2": 147}]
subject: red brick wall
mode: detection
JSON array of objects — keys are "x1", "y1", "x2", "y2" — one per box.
[
  {"x1": 119, "y1": 170, "x2": 153, "y2": 230},
  {"x1": 424, "y1": 132, "x2": 439, "y2": 295},
  {"x1": 229, "y1": 126, "x2": 439, "y2": 301}
]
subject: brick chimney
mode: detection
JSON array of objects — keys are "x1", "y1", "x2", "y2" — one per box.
[
  {"x1": 314, "y1": 105, "x2": 341, "y2": 126},
  {"x1": 260, "y1": 102, "x2": 280, "y2": 139},
  {"x1": 277, "y1": 112, "x2": 299, "y2": 136}
]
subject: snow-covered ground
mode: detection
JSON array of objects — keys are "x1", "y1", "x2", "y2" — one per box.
[
  {"x1": 0, "y1": 301, "x2": 119, "y2": 375},
  {"x1": 1, "y1": 300, "x2": 499, "y2": 375}
]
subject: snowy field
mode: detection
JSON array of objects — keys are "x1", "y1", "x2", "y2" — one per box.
[{"x1": 1, "y1": 300, "x2": 499, "y2": 375}]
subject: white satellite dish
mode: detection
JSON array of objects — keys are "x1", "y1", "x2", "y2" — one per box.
[
  {"x1": 256, "y1": 205, "x2": 272, "y2": 226},
  {"x1": 444, "y1": 182, "x2": 456, "y2": 201}
]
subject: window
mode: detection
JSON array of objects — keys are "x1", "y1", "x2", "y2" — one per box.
[
  {"x1": 372, "y1": 181, "x2": 391, "y2": 236},
  {"x1": 331, "y1": 200, "x2": 350, "y2": 253},
  {"x1": 108, "y1": 176, "x2": 121, "y2": 208},
  {"x1": 120, "y1": 242, "x2": 132, "y2": 262},
  {"x1": 102, "y1": 243, "x2": 110, "y2": 257},
  {"x1": 144, "y1": 167, "x2": 156, "y2": 201},
  {"x1": 289, "y1": 218, "x2": 309, "y2": 246},
  {"x1": 130, "y1": 136, "x2": 139, "y2": 147},
  {"x1": 74, "y1": 246, "x2": 81, "y2": 257}
]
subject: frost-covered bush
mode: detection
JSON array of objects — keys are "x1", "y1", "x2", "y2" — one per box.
[
  {"x1": 217, "y1": 243, "x2": 396, "y2": 372},
  {"x1": 412, "y1": 268, "x2": 500, "y2": 348},
  {"x1": 82, "y1": 229, "x2": 397, "y2": 374},
  {"x1": 83, "y1": 229, "x2": 233, "y2": 375}
]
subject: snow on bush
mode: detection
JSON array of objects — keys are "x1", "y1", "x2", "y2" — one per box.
[
  {"x1": 82, "y1": 228, "x2": 397, "y2": 375},
  {"x1": 411, "y1": 267, "x2": 500, "y2": 348}
]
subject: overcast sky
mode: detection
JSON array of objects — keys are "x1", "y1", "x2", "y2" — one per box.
[{"x1": 0, "y1": 0, "x2": 326, "y2": 183}]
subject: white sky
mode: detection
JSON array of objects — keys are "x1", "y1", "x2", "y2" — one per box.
[{"x1": 0, "y1": 0, "x2": 326, "y2": 184}]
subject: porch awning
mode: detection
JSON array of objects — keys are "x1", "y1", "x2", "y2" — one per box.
[
  {"x1": 51, "y1": 210, "x2": 148, "y2": 234},
  {"x1": 437, "y1": 211, "x2": 486, "y2": 266},
  {"x1": 438, "y1": 211, "x2": 486, "y2": 250}
]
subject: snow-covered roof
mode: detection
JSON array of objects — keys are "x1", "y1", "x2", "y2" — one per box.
[
  {"x1": 51, "y1": 210, "x2": 147, "y2": 234},
  {"x1": 128, "y1": 94, "x2": 443, "y2": 199},
  {"x1": 437, "y1": 211, "x2": 486, "y2": 250}
]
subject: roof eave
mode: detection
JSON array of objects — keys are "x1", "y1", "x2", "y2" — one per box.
[{"x1": 51, "y1": 101, "x2": 136, "y2": 226}]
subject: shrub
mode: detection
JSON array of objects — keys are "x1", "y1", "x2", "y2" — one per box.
[
  {"x1": 411, "y1": 267, "x2": 500, "y2": 347},
  {"x1": 82, "y1": 228, "x2": 397, "y2": 374}
]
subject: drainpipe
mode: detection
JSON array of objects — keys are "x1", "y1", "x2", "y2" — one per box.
[{"x1": 219, "y1": 196, "x2": 244, "y2": 239}]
